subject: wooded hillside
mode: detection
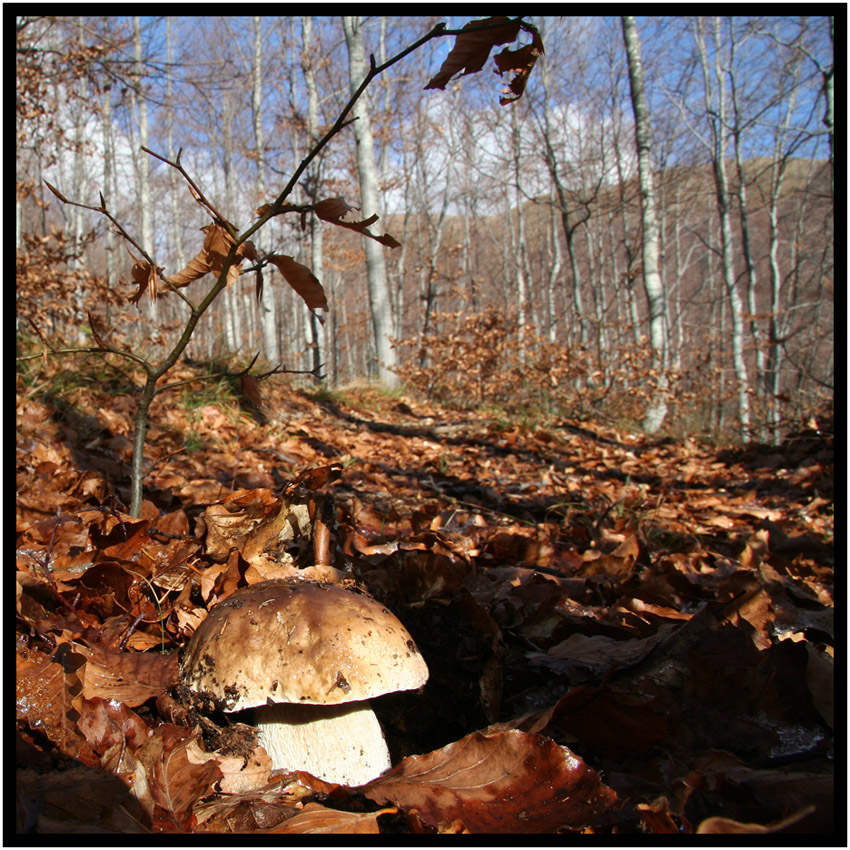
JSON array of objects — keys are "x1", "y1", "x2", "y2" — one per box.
[{"x1": 16, "y1": 15, "x2": 834, "y2": 443}]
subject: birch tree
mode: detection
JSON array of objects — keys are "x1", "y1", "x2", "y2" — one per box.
[
  {"x1": 342, "y1": 15, "x2": 399, "y2": 388},
  {"x1": 300, "y1": 15, "x2": 326, "y2": 379},
  {"x1": 252, "y1": 16, "x2": 280, "y2": 364},
  {"x1": 621, "y1": 15, "x2": 668, "y2": 434},
  {"x1": 694, "y1": 16, "x2": 751, "y2": 439}
]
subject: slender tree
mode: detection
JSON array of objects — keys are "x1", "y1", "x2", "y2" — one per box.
[
  {"x1": 621, "y1": 15, "x2": 668, "y2": 434},
  {"x1": 342, "y1": 15, "x2": 399, "y2": 388}
]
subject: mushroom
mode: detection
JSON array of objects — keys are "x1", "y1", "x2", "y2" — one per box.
[{"x1": 180, "y1": 579, "x2": 428, "y2": 786}]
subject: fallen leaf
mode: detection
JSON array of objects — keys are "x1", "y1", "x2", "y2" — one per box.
[
  {"x1": 696, "y1": 805, "x2": 816, "y2": 834},
  {"x1": 364, "y1": 728, "x2": 616, "y2": 833},
  {"x1": 263, "y1": 802, "x2": 391, "y2": 834},
  {"x1": 132, "y1": 726, "x2": 222, "y2": 832},
  {"x1": 74, "y1": 643, "x2": 179, "y2": 707}
]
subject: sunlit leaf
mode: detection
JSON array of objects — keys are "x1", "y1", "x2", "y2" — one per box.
[
  {"x1": 364, "y1": 729, "x2": 617, "y2": 833},
  {"x1": 267, "y1": 254, "x2": 328, "y2": 311}
]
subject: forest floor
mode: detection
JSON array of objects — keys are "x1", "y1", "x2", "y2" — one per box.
[{"x1": 15, "y1": 360, "x2": 835, "y2": 835}]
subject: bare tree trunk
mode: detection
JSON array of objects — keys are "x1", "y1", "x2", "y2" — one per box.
[
  {"x1": 301, "y1": 16, "x2": 326, "y2": 380},
  {"x1": 133, "y1": 17, "x2": 156, "y2": 325},
  {"x1": 509, "y1": 106, "x2": 532, "y2": 359},
  {"x1": 165, "y1": 18, "x2": 185, "y2": 275},
  {"x1": 252, "y1": 16, "x2": 279, "y2": 365},
  {"x1": 727, "y1": 24, "x2": 767, "y2": 439},
  {"x1": 695, "y1": 16, "x2": 750, "y2": 440},
  {"x1": 342, "y1": 15, "x2": 398, "y2": 389},
  {"x1": 824, "y1": 16, "x2": 833, "y2": 197},
  {"x1": 622, "y1": 16, "x2": 668, "y2": 434}
]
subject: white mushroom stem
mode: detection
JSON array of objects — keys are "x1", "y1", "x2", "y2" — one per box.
[{"x1": 254, "y1": 700, "x2": 392, "y2": 787}]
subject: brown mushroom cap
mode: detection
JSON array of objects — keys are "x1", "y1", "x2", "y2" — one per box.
[{"x1": 180, "y1": 579, "x2": 428, "y2": 712}]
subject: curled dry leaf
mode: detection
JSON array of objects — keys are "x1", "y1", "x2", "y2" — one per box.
[
  {"x1": 363, "y1": 728, "x2": 616, "y2": 833},
  {"x1": 125, "y1": 245, "x2": 161, "y2": 305},
  {"x1": 283, "y1": 461, "x2": 344, "y2": 497},
  {"x1": 493, "y1": 24, "x2": 545, "y2": 105},
  {"x1": 313, "y1": 198, "x2": 401, "y2": 249},
  {"x1": 168, "y1": 223, "x2": 256, "y2": 290},
  {"x1": 425, "y1": 17, "x2": 521, "y2": 91},
  {"x1": 267, "y1": 254, "x2": 328, "y2": 312}
]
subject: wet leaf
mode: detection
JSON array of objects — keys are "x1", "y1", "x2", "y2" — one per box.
[{"x1": 16, "y1": 645, "x2": 98, "y2": 766}]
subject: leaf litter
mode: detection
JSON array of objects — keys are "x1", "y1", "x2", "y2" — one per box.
[{"x1": 15, "y1": 367, "x2": 834, "y2": 834}]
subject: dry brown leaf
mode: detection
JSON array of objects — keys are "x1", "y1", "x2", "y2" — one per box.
[
  {"x1": 187, "y1": 745, "x2": 273, "y2": 796},
  {"x1": 532, "y1": 624, "x2": 678, "y2": 678},
  {"x1": 267, "y1": 254, "x2": 328, "y2": 312},
  {"x1": 192, "y1": 777, "x2": 312, "y2": 832},
  {"x1": 696, "y1": 805, "x2": 815, "y2": 834},
  {"x1": 493, "y1": 25, "x2": 544, "y2": 104},
  {"x1": 313, "y1": 198, "x2": 400, "y2": 249},
  {"x1": 264, "y1": 802, "x2": 390, "y2": 834},
  {"x1": 76, "y1": 696, "x2": 151, "y2": 774},
  {"x1": 16, "y1": 646, "x2": 98, "y2": 766},
  {"x1": 364, "y1": 728, "x2": 616, "y2": 833},
  {"x1": 17, "y1": 766, "x2": 151, "y2": 833},
  {"x1": 125, "y1": 245, "x2": 161, "y2": 305},
  {"x1": 74, "y1": 643, "x2": 179, "y2": 707},
  {"x1": 132, "y1": 726, "x2": 223, "y2": 832},
  {"x1": 425, "y1": 17, "x2": 522, "y2": 91},
  {"x1": 169, "y1": 223, "x2": 255, "y2": 289},
  {"x1": 240, "y1": 375, "x2": 263, "y2": 409}
]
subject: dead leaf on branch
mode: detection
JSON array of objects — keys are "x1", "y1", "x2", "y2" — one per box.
[
  {"x1": 313, "y1": 198, "x2": 401, "y2": 249},
  {"x1": 267, "y1": 254, "x2": 328, "y2": 313},
  {"x1": 87, "y1": 310, "x2": 110, "y2": 350},
  {"x1": 425, "y1": 16, "x2": 542, "y2": 104},
  {"x1": 493, "y1": 27, "x2": 545, "y2": 105},
  {"x1": 125, "y1": 245, "x2": 162, "y2": 305},
  {"x1": 425, "y1": 17, "x2": 521, "y2": 91},
  {"x1": 168, "y1": 223, "x2": 257, "y2": 291},
  {"x1": 364, "y1": 728, "x2": 617, "y2": 833}
]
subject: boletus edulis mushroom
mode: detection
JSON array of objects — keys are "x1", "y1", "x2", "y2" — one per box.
[{"x1": 180, "y1": 579, "x2": 428, "y2": 786}]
